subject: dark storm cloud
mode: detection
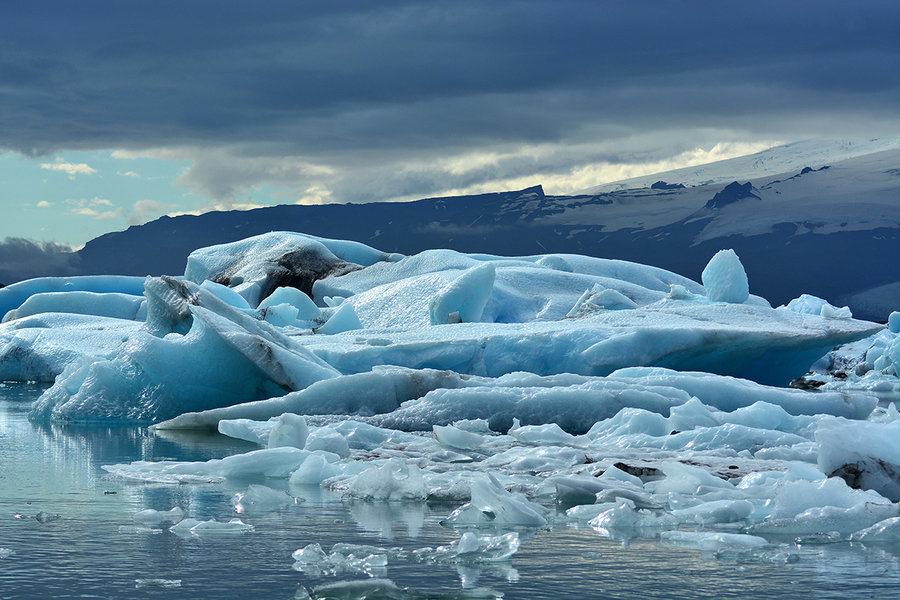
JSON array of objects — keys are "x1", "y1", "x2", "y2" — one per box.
[
  {"x1": 0, "y1": 238, "x2": 78, "y2": 284},
  {"x1": 1, "y1": 0, "x2": 898, "y2": 157}
]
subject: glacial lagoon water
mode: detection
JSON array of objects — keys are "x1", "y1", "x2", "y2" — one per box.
[{"x1": 2, "y1": 383, "x2": 900, "y2": 600}]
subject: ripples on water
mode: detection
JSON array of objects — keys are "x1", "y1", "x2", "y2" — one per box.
[{"x1": 2, "y1": 383, "x2": 900, "y2": 599}]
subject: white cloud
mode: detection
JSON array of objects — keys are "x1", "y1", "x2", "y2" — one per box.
[
  {"x1": 116, "y1": 170, "x2": 141, "y2": 178},
  {"x1": 65, "y1": 197, "x2": 121, "y2": 219},
  {"x1": 40, "y1": 160, "x2": 98, "y2": 177},
  {"x1": 36, "y1": 200, "x2": 53, "y2": 208}
]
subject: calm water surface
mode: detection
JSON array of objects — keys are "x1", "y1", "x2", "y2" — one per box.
[{"x1": 2, "y1": 383, "x2": 900, "y2": 599}]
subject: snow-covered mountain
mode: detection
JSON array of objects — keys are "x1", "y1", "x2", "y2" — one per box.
[
  {"x1": 69, "y1": 146, "x2": 900, "y2": 321},
  {"x1": 579, "y1": 137, "x2": 900, "y2": 193}
]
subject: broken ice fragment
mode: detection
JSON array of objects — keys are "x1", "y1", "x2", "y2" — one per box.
[{"x1": 133, "y1": 506, "x2": 184, "y2": 527}]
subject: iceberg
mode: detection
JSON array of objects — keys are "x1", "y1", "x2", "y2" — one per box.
[{"x1": 2, "y1": 229, "x2": 899, "y2": 564}]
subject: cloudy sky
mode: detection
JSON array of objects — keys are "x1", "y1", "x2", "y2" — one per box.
[{"x1": 1, "y1": 0, "x2": 898, "y2": 248}]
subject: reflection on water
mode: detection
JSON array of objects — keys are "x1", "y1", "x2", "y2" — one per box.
[{"x1": 3, "y1": 383, "x2": 900, "y2": 599}]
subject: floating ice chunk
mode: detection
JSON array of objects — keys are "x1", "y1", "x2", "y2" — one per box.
[
  {"x1": 782, "y1": 294, "x2": 852, "y2": 319},
  {"x1": 0, "y1": 312, "x2": 141, "y2": 382},
  {"x1": 218, "y1": 418, "x2": 272, "y2": 444},
  {"x1": 508, "y1": 421, "x2": 581, "y2": 446},
  {"x1": 551, "y1": 475, "x2": 658, "y2": 509},
  {"x1": 103, "y1": 447, "x2": 314, "y2": 482},
  {"x1": 118, "y1": 526, "x2": 163, "y2": 535},
  {"x1": 133, "y1": 507, "x2": 184, "y2": 527},
  {"x1": 702, "y1": 249, "x2": 749, "y2": 303},
  {"x1": 440, "y1": 532, "x2": 520, "y2": 562},
  {"x1": 292, "y1": 542, "x2": 388, "y2": 577},
  {"x1": 292, "y1": 543, "x2": 328, "y2": 565},
  {"x1": 750, "y1": 501, "x2": 898, "y2": 536},
  {"x1": 659, "y1": 531, "x2": 768, "y2": 552},
  {"x1": 589, "y1": 499, "x2": 669, "y2": 536},
  {"x1": 153, "y1": 367, "x2": 475, "y2": 431},
  {"x1": 609, "y1": 367, "x2": 876, "y2": 419},
  {"x1": 233, "y1": 484, "x2": 295, "y2": 513},
  {"x1": 289, "y1": 453, "x2": 343, "y2": 485},
  {"x1": 374, "y1": 379, "x2": 694, "y2": 435},
  {"x1": 816, "y1": 418, "x2": 900, "y2": 501},
  {"x1": 433, "y1": 424, "x2": 487, "y2": 450},
  {"x1": 348, "y1": 458, "x2": 426, "y2": 501},
  {"x1": 268, "y1": 413, "x2": 309, "y2": 449},
  {"x1": 850, "y1": 516, "x2": 900, "y2": 542},
  {"x1": 670, "y1": 499, "x2": 755, "y2": 525},
  {"x1": 645, "y1": 461, "x2": 734, "y2": 496},
  {"x1": 31, "y1": 276, "x2": 340, "y2": 423},
  {"x1": 170, "y1": 518, "x2": 254, "y2": 537},
  {"x1": 0, "y1": 275, "x2": 147, "y2": 322},
  {"x1": 480, "y1": 445, "x2": 584, "y2": 474},
  {"x1": 0, "y1": 548, "x2": 13, "y2": 559},
  {"x1": 441, "y1": 473, "x2": 548, "y2": 528},
  {"x1": 134, "y1": 579, "x2": 182, "y2": 589},
  {"x1": 305, "y1": 427, "x2": 351, "y2": 458},
  {"x1": 768, "y1": 476, "x2": 885, "y2": 520},
  {"x1": 429, "y1": 263, "x2": 496, "y2": 325}
]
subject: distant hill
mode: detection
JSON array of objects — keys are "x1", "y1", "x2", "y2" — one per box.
[{"x1": 72, "y1": 148, "x2": 900, "y2": 321}]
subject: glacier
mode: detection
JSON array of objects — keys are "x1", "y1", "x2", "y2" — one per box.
[{"x1": 3, "y1": 230, "x2": 900, "y2": 570}]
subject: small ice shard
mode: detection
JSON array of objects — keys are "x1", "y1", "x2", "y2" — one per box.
[
  {"x1": 429, "y1": 263, "x2": 495, "y2": 325},
  {"x1": 292, "y1": 543, "x2": 328, "y2": 565},
  {"x1": 169, "y1": 518, "x2": 254, "y2": 537},
  {"x1": 292, "y1": 543, "x2": 389, "y2": 577},
  {"x1": 441, "y1": 473, "x2": 548, "y2": 528},
  {"x1": 118, "y1": 525, "x2": 163, "y2": 535},
  {"x1": 702, "y1": 249, "x2": 749, "y2": 303},
  {"x1": 659, "y1": 531, "x2": 768, "y2": 552},
  {"x1": 433, "y1": 424, "x2": 487, "y2": 450},
  {"x1": 233, "y1": 484, "x2": 296, "y2": 514},
  {"x1": 444, "y1": 532, "x2": 520, "y2": 562},
  {"x1": 134, "y1": 579, "x2": 182, "y2": 589},
  {"x1": 0, "y1": 548, "x2": 13, "y2": 559},
  {"x1": 268, "y1": 413, "x2": 309, "y2": 449},
  {"x1": 133, "y1": 507, "x2": 184, "y2": 527}
]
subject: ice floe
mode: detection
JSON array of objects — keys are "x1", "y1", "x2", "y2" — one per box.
[{"x1": 2, "y1": 231, "x2": 899, "y2": 572}]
